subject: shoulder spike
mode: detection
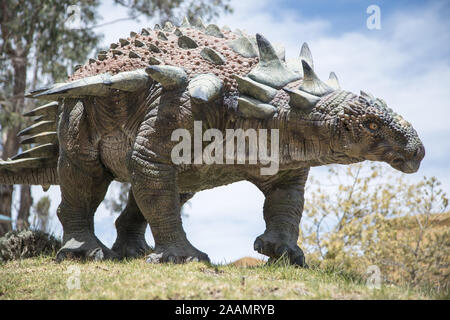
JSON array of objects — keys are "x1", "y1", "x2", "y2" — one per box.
[
  {"x1": 88, "y1": 58, "x2": 96, "y2": 64},
  {"x1": 300, "y1": 60, "x2": 334, "y2": 96},
  {"x1": 326, "y1": 72, "x2": 340, "y2": 90},
  {"x1": 247, "y1": 34, "x2": 300, "y2": 89},
  {"x1": 237, "y1": 96, "x2": 277, "y2": 119},
  {"x1": 154, "y1": 24, "x2": 161, "y2": 30},
  {"x1": 188, "y1": 74, "x2": 223, "y2": 103},
  {"x1": 233, "y1": 75, "x2": 277, "y2": 103},
  {"x1": 130, "y1": 31, "x2": 137, "y2": 37},
  {"x1": 283, "y1": 88, "x2": 320, "y2": 111},
  {"x1": 300, "y1": 43, "x2": 314, "y2": 70},
  {"x1": 110, "y1": 43, "x2": 119, "y2": 49},
  {"x1": 74, "y1": 65, "x2": 82, "y2": 72},
  {"x1": 98, "y1": 53, "x2": 107, "y2": 60},
  {"x1": 31, "y1": 70, "x2": 150, "y2": 99},
  {"x1": 32, "y1": 74, "x2": 112, "y2": 99},
  {"x1": 228, "y1": 36, "x2": 257, "y2": 58},
  {"x1": 23, "y1": 101, "x2": 58, "y2": 117},
  {"x1": 205, "y1": 24, "x2": 224, "y2": 38},
  {"x1": 109, "y1": 69, "x2": 150, "y2": 91},
  {"x1": 200, "y1": 47, "x2": 226, "y2": 65},
  {"x1": 145, "y1": 65, "x2": 188, "y2": 90},
  {"x1": 178, "y1": 35, "x2": 198, "y2": 49},
  {"x1": 11, "y1": 143, "x2": 58, "y2": 161}
]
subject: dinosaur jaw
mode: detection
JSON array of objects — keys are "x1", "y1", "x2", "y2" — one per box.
[{"x1": 389, "y1": 157, "x2": 421, "y2": 174}]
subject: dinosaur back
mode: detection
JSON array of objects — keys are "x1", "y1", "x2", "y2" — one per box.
[{"x1": 70, "y1": 21, "x2": 260, "y2": 93}]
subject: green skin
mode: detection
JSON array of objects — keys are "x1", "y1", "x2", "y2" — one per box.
[{"x1": 50, "y1": 83, "x2": 423, "y2": 266}]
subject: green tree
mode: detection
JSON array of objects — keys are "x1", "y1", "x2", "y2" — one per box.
[
  {"x1": 301, "y1": 163, "x2": 449, "y2": 294},
  {"x1": 0, "y1": 0, "x2": 231, "y2": 235}
]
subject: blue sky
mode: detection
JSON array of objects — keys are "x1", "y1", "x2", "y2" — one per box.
[{"x1": 24, "y1": 0, "x2": 450, "y2": 263}]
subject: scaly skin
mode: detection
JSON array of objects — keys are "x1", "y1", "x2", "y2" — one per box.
[{"x1": 0, "y1": 20, "x2": 425, "y2": 266}]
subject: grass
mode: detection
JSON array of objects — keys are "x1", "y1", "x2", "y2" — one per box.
[{"x1": 0, "y1": 255, "x2": 439, "y2": 300}]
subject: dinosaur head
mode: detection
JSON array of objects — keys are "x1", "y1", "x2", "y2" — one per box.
[
  {"x1": 328, "y1": 90, "x2": 425, "y2": 173},
  {"x1": 280, "y1": 44, "x2": 424, "y2": 173}
]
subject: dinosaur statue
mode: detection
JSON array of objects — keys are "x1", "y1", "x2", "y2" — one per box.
[{"x1": 0, "y1": 18, "x2": 425, "y2": 266}]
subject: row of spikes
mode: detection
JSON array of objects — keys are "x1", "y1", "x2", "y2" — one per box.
[
  {"x1": 28, "y1": 16, "x2": 235, "y2": 100},
  {"x1": 232, "y1": 34, "x2": 342, "y2": 117},
  {"x1": 73, "y1": 16, "x2": 228, "y2": 72},
  {"x1": 0, "y1": 101, "x2": 59, "y2": 180}
]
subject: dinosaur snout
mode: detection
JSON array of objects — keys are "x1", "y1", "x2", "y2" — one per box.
[{"x1": 390, "y1": 143, "x2": 425, "y2": 174}]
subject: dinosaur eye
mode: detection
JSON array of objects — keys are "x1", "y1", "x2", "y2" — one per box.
[{"x1": 368, "y1": 122, "x2": 379, "y2": 131}]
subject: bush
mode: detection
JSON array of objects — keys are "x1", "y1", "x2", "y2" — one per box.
[
  {"x1": 301, "y1": 163, "x2": 449, "y2": 294},
  {"x1": 0, "y1": 230, "x2": 61, "y2": 262}
]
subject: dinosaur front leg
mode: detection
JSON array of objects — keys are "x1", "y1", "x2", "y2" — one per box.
[
  {"x1": 128, "y1": 158, "x2": 209, "y2": 264},
  {"x1": 253, "y1": 168, "x2": 310, "y2": 267}
]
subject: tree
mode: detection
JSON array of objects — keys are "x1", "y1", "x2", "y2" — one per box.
[
  {"x1": 32, "y1": 196, "x2": 51, "y2": 233},
  {"x1": 301, "y1": 163, "x2": 449, "y2": 293},
  {"x1": 0, "y1": 0, "x2": 231, "y2": 235}
]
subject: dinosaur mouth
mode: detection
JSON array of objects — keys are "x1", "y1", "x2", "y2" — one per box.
[{"x1": 389, "y1": 157, "x2": 420, "y2": 174}]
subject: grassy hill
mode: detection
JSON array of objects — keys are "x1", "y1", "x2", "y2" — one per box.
[{"x1": 0, "y1": 255, "x2": 440, "y2": 300}]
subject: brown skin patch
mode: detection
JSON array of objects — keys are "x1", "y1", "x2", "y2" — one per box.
[{"x1": 69, "y1": 28, "x2": 259, "y2": 93}]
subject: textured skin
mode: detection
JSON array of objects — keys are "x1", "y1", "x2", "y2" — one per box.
[{"x1": 0, "y1": 23, "x2": 425, "y2": 265}]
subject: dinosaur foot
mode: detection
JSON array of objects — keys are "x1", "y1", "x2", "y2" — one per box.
[
  {"x1": 254, "y1": 231, "x2": 307, "y2": 267},
  {"x1": 56, "y1": 233, "x2": 119, "y2": 262},
  {"x1": 146, "y1": 241, "x2": 210, "y2": 264},
  {"x1": 112, "y1": 234, "x2": 151, "y2": 259}
]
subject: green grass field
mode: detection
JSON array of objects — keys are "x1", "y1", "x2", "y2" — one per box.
[{"x1": 0, "y1": 255, "x2": 438, "y2": 300}]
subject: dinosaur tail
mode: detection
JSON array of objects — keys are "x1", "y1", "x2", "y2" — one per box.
[{"x1": 0, "y1": 101, "x2": 60, "y2": 187}]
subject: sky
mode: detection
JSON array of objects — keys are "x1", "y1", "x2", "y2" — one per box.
[{"x1": 24, "y1": 0, "x2": 450, "y2": 263}]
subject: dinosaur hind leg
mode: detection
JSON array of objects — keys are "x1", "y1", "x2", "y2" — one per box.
[
  {"x1": 56, "y1": 153, "x2": 117, "y2": 261},
  {"x1": 111, "y1": 189, "x2": 195, "y2": 259},
  {"x1": 112, "y1": 188, "x2": 150, "y2": 258},
  {"x1": 128, "y1": 157, "x2": 208, "y2": 264}
]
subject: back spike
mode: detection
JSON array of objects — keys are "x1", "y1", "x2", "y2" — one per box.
[
  {"x1": 247, "y1": 34, "x2": 300, "y2": 89},
  {"x1": 299, "y1": 60, "x2": 334, "y2": 97},
  {"x1": 145, "y1": 65, "x2": 188, "y2": 90},
  {"x1": 326, "y1": 72, "x2": 341, "y2": 90},
  {"x1": 300, "y1": 43, "x2": 314, "y2": 70}
]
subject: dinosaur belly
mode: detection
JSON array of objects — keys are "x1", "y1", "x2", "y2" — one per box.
[{"x1": 99, "y1": 131, "x2": 131, "y2": 182}]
